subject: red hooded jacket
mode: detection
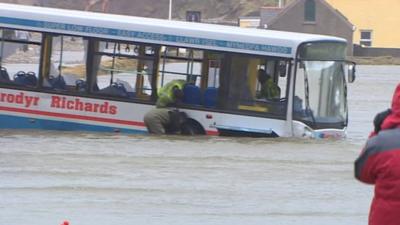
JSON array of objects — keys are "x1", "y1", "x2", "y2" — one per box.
[{"x1": 355, "y1": 84, "x2": 400, "y2": 225}]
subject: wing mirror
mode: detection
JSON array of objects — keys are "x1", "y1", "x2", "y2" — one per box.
[{"x1": 347, "y1": 62, "x2": 356, "y2": 83}]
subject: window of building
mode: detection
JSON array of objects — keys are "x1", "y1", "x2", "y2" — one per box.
[
  {"x1": 304, "y1": 0, "x2": 316, "y2": 22},
  {"x1": 0, "y1": 28, "x2": 42, "y2": 88},
  {"x1": 360, "y1": 30, "x2": 372, "y2": 47}
]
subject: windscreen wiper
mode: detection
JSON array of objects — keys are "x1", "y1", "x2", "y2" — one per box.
[{"x1": 303, "y1": 63, "x2": 316, "y2": 125}]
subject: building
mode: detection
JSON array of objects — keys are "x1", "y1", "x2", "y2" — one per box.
[
  {"x1": 260, "y1": 0, "x2": 354, "y2": 55},
  {"x1": 326, "y1": 0, "x2": 400, "y2": 48},
  {"x1": 259, "y1": 7, "x2": 281, "y2": 29},
  {"x1": 238, "y1": 16, "x2": 260, "y2": 29},
  {"x1": 238, "y1": 11, "x2": 261, "y2": 28}
]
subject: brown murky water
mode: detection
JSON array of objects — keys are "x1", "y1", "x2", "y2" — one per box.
[{"x1": 0, "y1": 65, "x2": 398, "y2": 225}]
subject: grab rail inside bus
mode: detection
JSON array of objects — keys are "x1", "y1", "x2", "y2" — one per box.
[{"x1": 48, "y1": 75, "x2": 67, "y2": 90}]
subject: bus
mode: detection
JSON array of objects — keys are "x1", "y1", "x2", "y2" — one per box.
[{"x1": 0, "y1": 3, "x2": 355, "y2": 138}]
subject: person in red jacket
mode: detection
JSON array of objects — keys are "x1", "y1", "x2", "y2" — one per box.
[{"x1": 355, "y1": 83, "x2": 400, "y2": 225}]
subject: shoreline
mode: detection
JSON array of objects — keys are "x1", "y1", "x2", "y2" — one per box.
[{"x1": 349, "y1": 56, "x2": 400, "y2": 65}]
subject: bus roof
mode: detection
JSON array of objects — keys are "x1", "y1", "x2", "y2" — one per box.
[{"x1": 0, "y1": 3, "x2": 346, "y2": 58}]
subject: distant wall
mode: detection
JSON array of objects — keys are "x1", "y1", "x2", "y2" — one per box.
[{"x1": 353, "y1": 45, "x2": 400, "y2": 57}]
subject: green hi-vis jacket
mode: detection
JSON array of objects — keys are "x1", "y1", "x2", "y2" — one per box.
[
  {"x1": 257, "y1": 79, "x2": 281, "y2": 100},
  {"x1": 156, "y1": 79, "x2": 186, "y2": 108}
]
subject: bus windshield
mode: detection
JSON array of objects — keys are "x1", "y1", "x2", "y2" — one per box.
[
  {"x1": 294, "y1": 60, "x2": 347, "y2": 128},
  {"x1": 293, "y1": 41, "x2": 348, "y2": 129}
]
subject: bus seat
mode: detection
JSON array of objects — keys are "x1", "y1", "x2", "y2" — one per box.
[
  {"x1": 183, "y1": 84, "x2": 202, "y2": 105},
  {"x1": 127, "y1": 92, "x2": 136, "y2": 98},
  {"x1": 116, "y1": 78, "x2": 134, "y2": 92},
  {"x1": 75, "y1": 80, "x2": 99, "y2": 92},
  {"x1": 97, "y1": 82, "x2": 128, "y2": 98},
  {"x1": 48, "y1": 75, "x2": 67, "y2": 90},
  {"x1": 0, "y1": 67, "x2": 10, "y2": 82},
  {"x1": 62, "y1": 74, "x2": 79, "y2": 86},
  {"x1": 115, "y1": 78, "x2": 135, "y2": 98},
  {"x1": 75, "y1": 79, "x2": 87, "y2": 92},
  {"x1": 204, "y1": 87, "x2": 218, "y2": 108},
  {"x1": 14, "y1": 71, "x2": 37, "y2": 87},
  {"x1": 93, "y1": 83, "x2": 99, "y2": 92}
]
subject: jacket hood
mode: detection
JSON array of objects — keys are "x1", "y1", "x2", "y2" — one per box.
[{"x1": 381, "y1": 83, "x2": 400, "y2": 130}]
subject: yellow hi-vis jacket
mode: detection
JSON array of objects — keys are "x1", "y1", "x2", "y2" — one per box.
[{"x1": 156, "y1": 79, "x2": 186, "y2": 108}]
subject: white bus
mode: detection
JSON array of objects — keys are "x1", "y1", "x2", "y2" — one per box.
[{"x1": 0, "y1": 3, "x2": 355, "y2": 138}]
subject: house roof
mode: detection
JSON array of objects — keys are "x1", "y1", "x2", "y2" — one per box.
[
  {"x1": 260, "y1": 7, "x2": 283, "y2": 26},
  {"x1": 245, "y1": 10, "x2": 261, "y2": 17},
  {"x1": 265, "y1": 0, "x2": 353, "y2": 29}
]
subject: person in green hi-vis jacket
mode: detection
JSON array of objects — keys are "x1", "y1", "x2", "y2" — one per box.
[
  {"x1": 144, "y1": 79, "x2": 186, "y2": 134},
  {"x1": 256, "y1": 69, "x2": 280, "y2": 100}
]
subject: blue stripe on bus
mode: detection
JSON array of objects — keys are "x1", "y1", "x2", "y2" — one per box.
[
  {"x1": 0, "y1": 114, "x2": 147, "y2": 134},
  {"x1": 0, "y1": 16, "x2": 292, "y2": 55}
]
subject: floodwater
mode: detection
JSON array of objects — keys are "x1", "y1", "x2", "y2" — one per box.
[{"x1": 0, "y1": 65, "x2": 398, "y2": 225}]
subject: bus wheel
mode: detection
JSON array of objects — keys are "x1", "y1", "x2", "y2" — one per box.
[{"x1": 180, "y1": 120, "x2": 205, "y2": 135}]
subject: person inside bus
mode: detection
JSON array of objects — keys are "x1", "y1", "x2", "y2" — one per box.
[
  {"x1": 256, "y1": 68, "x2": 280, "y2": 100},
  {"x1": 144, "y1": 79, "x2": 186, "y2": 134}
]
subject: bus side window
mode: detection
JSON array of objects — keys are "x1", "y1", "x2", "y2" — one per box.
[
  {"x1": 203, "y1": 56, "x2": 221, "y2": 108},
  {"x1": 255, "y1": 60, "x2": 281, "y2": 100},
  {"x1": 159, "y1": 46, "x2": 204, "y2": 105},
  {"x1": 41, "y1": 35, "x2": 86, "y2": 92},
  {"x1": 207, "y1": 59, "x2": 220, "y2": 88},
  {"x1": 221, "y1": 55, "x2": 288, "y2": 116},
  {"x1": 0, "y1": 28, "x2": 41, "y2": 88},
  {"x1": 91, "y1": 41, "x2": 155, "y2": 100}
]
